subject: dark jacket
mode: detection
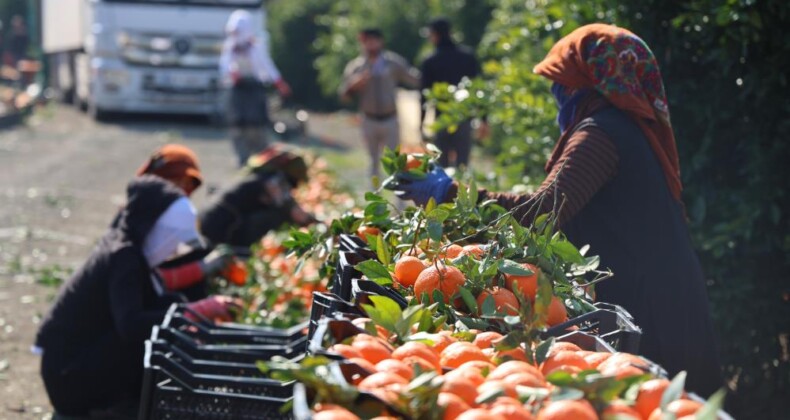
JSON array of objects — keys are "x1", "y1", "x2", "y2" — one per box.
[
  {"x1": 420, "y1": 41, "x2": 480, "y2": 121},
  {"x1": 36, "y1": 176, "x2": 185, "y2": 356},
  {"x1": 562, "y1": 107, "x2": 723, "y2": 396},
  {"x1": 200, "y1": 171, "x2": 294, "y2": 247}
]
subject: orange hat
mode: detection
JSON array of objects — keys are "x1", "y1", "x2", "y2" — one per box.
[{"x1": 137, "y1": 144, "x2": 202, "y2": 193}]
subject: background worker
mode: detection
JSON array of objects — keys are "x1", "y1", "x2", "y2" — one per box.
[
  {"x1": 420, "y1": 18, "x2": 482, "y2": 168},
  {"x1": 35, "y1": 176, "x2": 239, "y2": 417},
  {"x1": 340, "y1": 28, "x2": 421, "y2": 181},
  {"x1": 220, "y1": 9, "x2": 291, "y2": 167},
  {"x1": 200, "y1": 144, "x2": 317, "y2": 248},
  {"x1": 394, "y1": 24, "x2": 723, "y2": 396}
]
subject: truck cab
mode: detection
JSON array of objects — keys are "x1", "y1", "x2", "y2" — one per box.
[{"x1": 42, "y1": 0, "x2": 265, "y2": 120}]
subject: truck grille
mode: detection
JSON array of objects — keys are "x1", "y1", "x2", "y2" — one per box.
[{"x1": 120, "y1": 32, "x2": 223, "y2": 69}]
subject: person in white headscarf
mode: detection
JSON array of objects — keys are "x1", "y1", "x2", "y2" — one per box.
[
  {"x1": 220, "y1": 9, "x2": 291, "y2": 166},
  {"x1": 35, "y1": 176, "x2": 238, "y2": 417}
]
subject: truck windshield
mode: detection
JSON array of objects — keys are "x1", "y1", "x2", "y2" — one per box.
[{"x1": 102, "y1": 0, "x2": 263, "y2": 7}]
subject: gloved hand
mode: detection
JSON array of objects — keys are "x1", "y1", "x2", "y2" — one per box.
[
  {"x1": 185, "y1": 296, "x2": 242, "y2": 323},
  {"x1": 274, "y1": 78, "x2": 292, "y2": 98},
  {"x1": 394, "y1": 165, "x2": 453, "y2": 206},
  {"x1": 201, "y1": 249, "x2": 235, "y2": 278}
]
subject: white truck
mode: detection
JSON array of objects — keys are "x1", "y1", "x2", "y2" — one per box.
[{"x1": 41, "y1": 0, "x2": 265, "y2": 120}]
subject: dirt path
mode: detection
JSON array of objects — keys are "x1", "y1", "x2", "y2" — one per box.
[{"x1": 0, "y1": 91, "x2": 421, "y2": 419}]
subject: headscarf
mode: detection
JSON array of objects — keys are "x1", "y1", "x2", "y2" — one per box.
[
  {"x1": 534, "y1": 23, "x2": 683, "y2": 201},
  {"x1": 225, "y1": 10, "x2": 256, "y2": 52},
  {"x1": 137, "y1": 144, "x2": 202, "y2": 195}
]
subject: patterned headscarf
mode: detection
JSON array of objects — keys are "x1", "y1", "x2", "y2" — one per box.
[{"x1": 534, "y1": 24, "x2": 682, "y2": 201}]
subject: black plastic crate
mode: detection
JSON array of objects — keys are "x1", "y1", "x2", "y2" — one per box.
[
  {"x1": 307, "y1": 292, "x2": 363, "y2": 341},
  {"x1": 337, "y1": 234, "x2": 374, "y2": 256},
  {"x1": 150, "y1": 327, "x2": 306, "y2": 365},
  {"x1": 161, "y1": 304, "x2": 307, "y2": 346},
  {"x1": 331, "y1": 251, "x2": 373, "y2": 300},
  {"x1": 350, "y1": 278, "x2": 409, "y2": 309},
  {"x1": 307, "y1": 318, "x2": 368, "y2": 358},
  {"x1": 148, "y1": 340, "x2": 278, "y2": 378},
  {"x1": 139, "y1": 343, "x2": 292, "y2": 420},
  {"x1": 543, "y1": 302, "x2": 642, "y2": 353}
]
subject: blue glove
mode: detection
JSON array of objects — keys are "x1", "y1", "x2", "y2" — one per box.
[{"x1": 394, "y1": 166, "x2": 452, "y2": 206}]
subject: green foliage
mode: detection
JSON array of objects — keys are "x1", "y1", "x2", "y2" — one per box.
[
  {"x1": 431, "y1": 0, "x2": 789, "y2": 417},
  {"x1": 268, "y1": 0, "x2": 494, "y2": 109}
]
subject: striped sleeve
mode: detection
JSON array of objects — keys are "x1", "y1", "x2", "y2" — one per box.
[{"x1": 478, "y1": 126, "x2": 619, "y2": 227}]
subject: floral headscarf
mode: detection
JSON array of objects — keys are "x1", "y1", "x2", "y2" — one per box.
[{"x1": 534, "y1": 24, "x2": 682, "y2": 201}]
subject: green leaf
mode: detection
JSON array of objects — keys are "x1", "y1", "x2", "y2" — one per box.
[
  {"x1": 376, "y1": 234, "x2": 391, "y2": 266},
  {"x1": 427, "y1": 219, "x2": 443, "y2": 242},
  {"x1": 551, "y1": 238, "x2": 585, "y2": 264},
  {"x1": 498, "y1": 259, "x2": 534, "y2": 276},
  {"x1": 694, "y1": 388, "x2": 727, "y2": 420},
  {"x1": 660, "y1": 371, "x2": 687, "y2": 409},
  {"x1": 459, "y1": 287, "x2": 478, "y2": 314},
  {"x1": 475, "y1": 385, "x2": 505, "y2": 405},
  {"x1": 535, "y1": 337, "x2": 555, "y2": 365},
  {"x1": 551, "y1": 387, "x2": 585, "y2": 401},
  {"x1": 355, "y1": 260, "x2": 393, "y2": 286},
  {"x1": 480, "y1": 295, "x2": 496, "y2": 316}
]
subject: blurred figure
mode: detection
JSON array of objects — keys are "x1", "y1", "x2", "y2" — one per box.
[
  {"x1": 340, "y1": 28, "x2": 421, "y2": 180},
  {"x1": 7, "y1": 15, "x2": 28, "y2": 65},
  {"x1": 135, "y1": 144, "x2": 234, "y2": 297},
  {"x1": 200, "y1": 144, "x2": 316, "y2": 248},
  {"x1": 220, "y1": 10, "x2": 291, "y2": 167},
  {"x1": 36, "y1": 176, "x2": 239, "y2": 417},
  {"x1": 420, "y1": 18, "x2": 482, "y2": 168}
]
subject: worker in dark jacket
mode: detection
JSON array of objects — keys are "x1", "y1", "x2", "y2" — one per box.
[
  {"x1": 395, "y1": 24, "x2": 722, "y2": 396},
  {"x1": 36, "y1": 176, "x2": 238, "y2": 417},
  {"x1": 200, "y1": 145, "x2": 316, "y2": 248},
  {"x1": 420, "y1": 18, "x2": 481, "y2": 168}
]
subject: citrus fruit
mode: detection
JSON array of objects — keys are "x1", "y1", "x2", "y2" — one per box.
[
  {"x1": 647, "y1": 399, "x2": 703, "y2": 420},
  {"x1": 375, "y1": 358, "x2": 413, "y2": 381},
  {"x1": 351, "y1": 336, "x2": 392, "y2": 364},
  {"x1": 314, "y1": 408, "x2": 361, "y2": 420},
  {"x1": 442, "y1": 375, "x2": 479, "y2": 406},
  {"x1": 634, "y1": 378, "x2": 671, "y2": 419},
  {"x1": 602, "y1": 401, "x2": 641, "y2": 419},
  {"x1": 393, "y1": 256, "x2": 426, "y2": 288},
  {"x1": 441, "y1": 342, "x2": 491, "y2": 369},
  {"x1": 440, "y1": 244, "x2": 465, "y2": 259},
  {"x1": 541, "y1": 350, "x2": 591, "y2": 375},
  {"x1": 402, "y1": 355, "x2": 440, "y2": 373},
  {"x1": 477, "y1": 380, "x2": 518, "y2": 399},
  {"x1": 445, "y1": 366, "x2": 486, "y2": 388},
  {"x1": 329, "y1": 344, "x2": 362, "y2": 359},
  {"x1": 503, "y1": 372, "x2": 546, "y2": 388},
  {"x1": 549, "y1": 342, "x2": 582, "y2": 355},
  {"x1": 414, "y1": 264, "x2": 465, "y2": 304},
  {"x1": 546, "y1": 296, "x2": 567, "y2": 326},
  {"x1": 392, "y1": 341, "x2": 442, "y2": 370},
  {"x1": 477, "y1": 288, "x2": 520, "y2": 316},
  {"x1": 490, "y1": 403, "x2": 535, "y2": 420},
  {"x1": 438, "y1": 392, "x2": 471, "y2": 420},
  {"x1": 461, "y1": 244, "x2": 486, "y2": 258},
  {"x1": 496, "y1": 347, "x2": 531, "y2": 363},
  {"x1": 405, "y1": 154, "x2": 423, "y2": 170},
  {"x1": 488, "y1": 360, "x2": 543, "y2": 382},
  {"x1": 583, "y1": 351, "x2": 612, "y2": 368},
  {"x1": 473, "y1": 331, "x2": 504, "y2": 349},
  {"x1": 536, "y1": 400, "x2": 597, "y2": 420},
  {"x1": 456, "y1": 409, "x2": 506, "y2": 420},
  {"x1": 357, "y1": 372, "x2": 408, "y2": 391},
  {"x1": 356, "y1": 225, "x2": 380, "y2": 239},
  {"x1": 505, "y1": 263, "x2": 539, "y2": 300}
]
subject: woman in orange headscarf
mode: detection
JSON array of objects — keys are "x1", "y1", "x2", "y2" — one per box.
[{"x1": 395, "y1": 24, "x2": 722, "y2": 395}]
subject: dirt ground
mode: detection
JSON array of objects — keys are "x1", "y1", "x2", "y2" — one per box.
[{"x1": 0, "y1": 93, "x2": 422, "y2": 419}]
